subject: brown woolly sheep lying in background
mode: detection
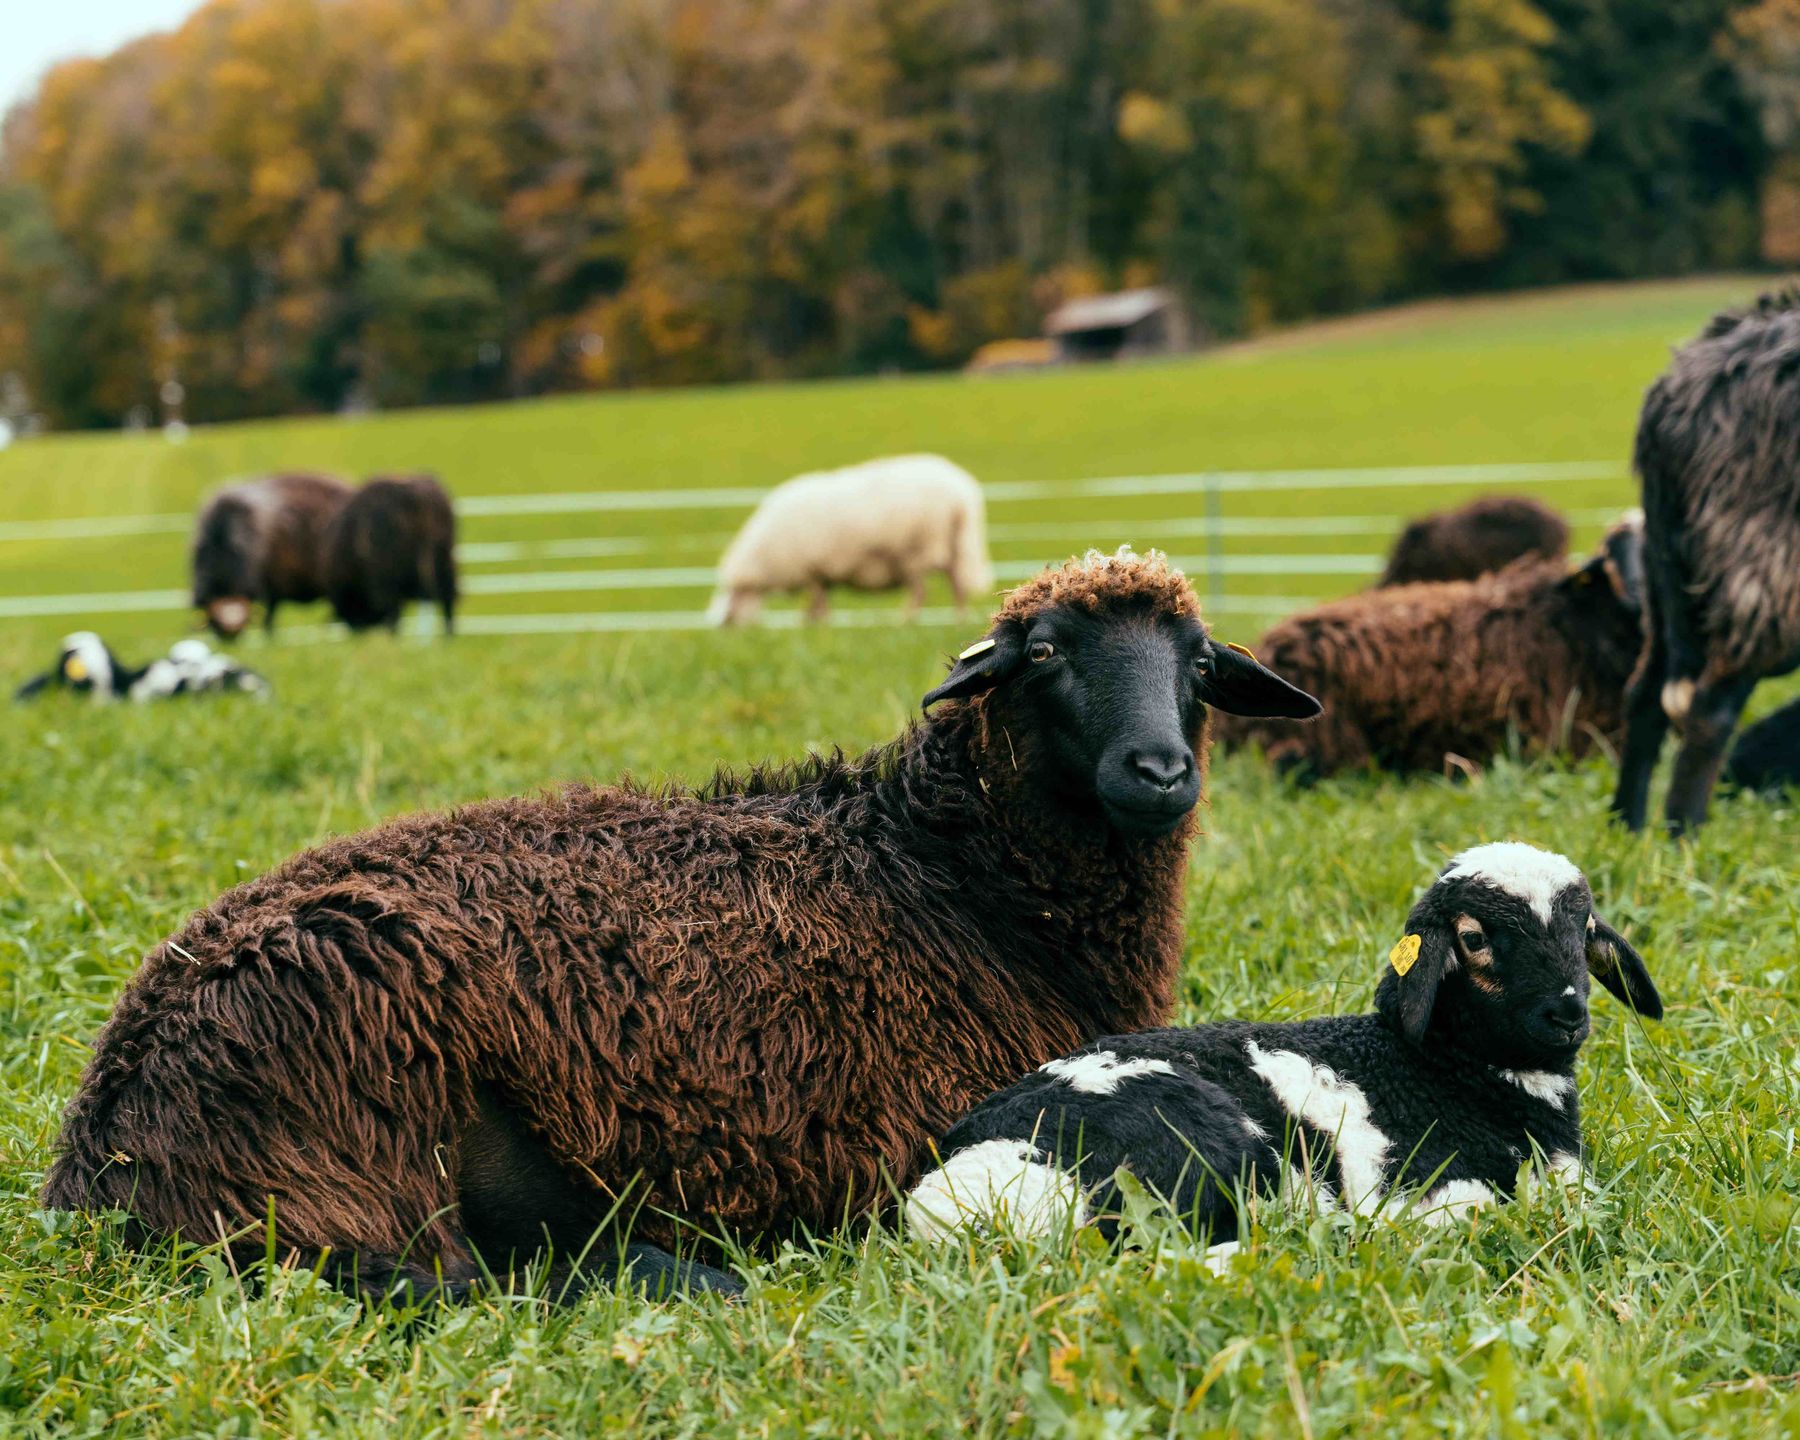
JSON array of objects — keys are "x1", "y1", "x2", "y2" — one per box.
[
  {"x1": 42, "y1": 549, "x2": 1319, "y2": 1303},
  {"x1": 1613, "y1": 290, "x2": 1800, "y2": 834},
  {"x1": 1218, "y1": 516, "x2": 1644, "y2": 780},
  {"x1": 1377, "y1": 494, "x2": 1568, "y2": 587},
  {"x1": 323, "y1": 473, "x2": 458, "y2": 634},
  {"x1": 190, "y1": 472, "x2": 352, "y2": 637}
]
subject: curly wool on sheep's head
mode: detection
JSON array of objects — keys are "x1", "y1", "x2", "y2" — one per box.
[{"x1": 995, "y1": 546, "x2": 1201, "y2": 625}]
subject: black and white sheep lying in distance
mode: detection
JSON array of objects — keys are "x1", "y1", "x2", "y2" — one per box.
[
  {"x1": 1613, "y1": 289, "x2": 1800, "y2": 833},
  {"x1": 14, "y1": 632, "x2": 269, "y2": 703},
  {"x1": 906, "y1": 843, "x2": 1662, "y2": 1248}
]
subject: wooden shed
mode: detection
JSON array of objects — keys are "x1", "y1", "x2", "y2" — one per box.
[{"x1": 1044, "y1": 287, "x2": 1190, "y2": 362}]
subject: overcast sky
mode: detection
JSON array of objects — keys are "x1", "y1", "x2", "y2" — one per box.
[{"x1": 2, "y1": 0, "x2": 206, "y2": 112}]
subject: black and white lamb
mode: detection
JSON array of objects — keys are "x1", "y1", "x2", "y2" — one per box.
[
  {"x1": 14, "y1": 632, "x2": 270, "y2": 703},
  {"x1": 905, "y1": 842, "x2": 1662, "y2": 1250}
]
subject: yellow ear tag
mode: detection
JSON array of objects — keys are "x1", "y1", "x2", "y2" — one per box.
[
  {"x1": 1389, "y1": 933, "x2": 1422, "y2": 977},
  {"x1": 63, "y1": 657, "x2": 89, "y2": 682},
  {"x1": 1225, "y1": 641, "x2": 1257, "y2": 662},
  {"x1": 957, "y1": 637, "x2": 997, "y2": 661}
]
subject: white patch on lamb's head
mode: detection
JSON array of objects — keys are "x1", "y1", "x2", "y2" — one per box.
[
  {"x1": 1241, "y1": 1117, "x2": 1269, "y2": 1141},
  {"x1": 1442, "y1": 842, "x2": 1583, "y2": 925},
  {"x1": 1495, "y1": 1069, "x2": 1575, "y2": 1111},
  {"x1": 904, "y1": 1139, "x2": 1085, "y2": 1243},
  {"x1": 1040, "y1": 1049, "x2": 1175, "y2": 1096},
  {"x1": 59, "y1": 632, "x2": 115, "y2": 699},
  {"x1": 1416, "y1": 1178, "x2": 1499, "y2": 1226},
  {"x1": 1246, "y1": 1042, "x2": 1391, "y2": 1213}
]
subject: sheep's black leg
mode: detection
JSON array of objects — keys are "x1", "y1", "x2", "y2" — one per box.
[
  {"x1": 262, "y1": 597, "x2": 279, "y2": 637},
  {"x1": 455, "y1": 1085, "x2": 742, "y2": 1302},
  {"x1": 1664, "y1": 672, "x2": 1759, "y2": 836},
  {"x1": 1611, "y1": 632, "x2": 1670, "y2": 831}
]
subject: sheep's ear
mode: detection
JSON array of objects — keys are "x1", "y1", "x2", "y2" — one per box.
[
  {"x1": 1587, "y1": 916, "x2": 1662, "y2": 1019},
  {"x1": 1374, "y1": 902, "x2": 1457, "y2": 1046},
  {"x1": 922, "y1": 626, "x2": 1025, "y2": 709},
  {"x1": 1202, "y1": 641, "x2": 1321, "y2": 720},
  {"x1": 13, "y1": 669, "x2": 55, "y2": 702}
]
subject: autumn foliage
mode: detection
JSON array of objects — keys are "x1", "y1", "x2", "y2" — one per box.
[{"x1": 0, "y1": 0, "x2": 1783, "y2": 428}]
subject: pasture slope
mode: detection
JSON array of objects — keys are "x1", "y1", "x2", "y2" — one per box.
[{"x1": 0, "y1": 277, "x2": 1795, "y2": 1437}]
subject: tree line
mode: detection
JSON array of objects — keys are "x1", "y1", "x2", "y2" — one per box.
[{"x1": 0, "y1": 0, "x2": 1792, "y2": 430}]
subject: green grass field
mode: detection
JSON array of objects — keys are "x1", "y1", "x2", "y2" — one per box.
[{"x1": 1, "y1": 277, "x2": 1796, "y2": 1436}]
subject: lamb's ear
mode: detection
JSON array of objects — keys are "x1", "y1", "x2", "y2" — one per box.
[
  {"x1": 13, "y1": 669, "x2": 55, "y2": 702},
  {"x1": 1374, "y1": 900, "x2": 1457, "y2": 1046},
  {"x1": 1202, "y1": 641, "x2": 1322, "y2": 720},
  {"x1": 921, "y1": 625, "x2": 1025, "y2": 709},
  {"x1": 1587, "y1": 916, "x2": 1662, "y2": 1019}
]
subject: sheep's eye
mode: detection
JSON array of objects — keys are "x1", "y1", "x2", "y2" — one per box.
[
  {"x1": 1193, "y1": 654, "x2": 1212, "y2": 675},
  {"x1": 1457, "y1": 926, "x2": 1489, "y2": 953},
  {"x1": 1028, "y1": 640, "x2": 1056, "y2": 663}
]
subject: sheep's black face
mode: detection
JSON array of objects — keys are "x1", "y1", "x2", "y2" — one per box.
[
  {"x1": 1376, "y1": 842, "x2": 1663, "y2": 1068},
  {"x1": 192, "y1": 504, "x2": 258, "y2": 636},
  {"x1": 923, "y1": 601, "x2": 1320, "y2": 837}
]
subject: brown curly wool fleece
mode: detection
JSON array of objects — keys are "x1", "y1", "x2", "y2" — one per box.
[
  {"x1": 43, "y1": 552, "x2": 1205, "y2": 1287},
  {"x1": 1218, "y1": 527, "x2": 1644, "y2": 777},
  {"x1": 1377, "y1": 495, "x2": 1568, "y2": 587}
]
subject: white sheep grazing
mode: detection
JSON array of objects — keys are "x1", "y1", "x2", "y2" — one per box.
[{"x1": 707, "y1": 454, "x2": 994, "y2": 625}]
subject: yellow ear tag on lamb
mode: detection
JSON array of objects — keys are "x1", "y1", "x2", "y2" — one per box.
[
  {"x1": 1225, "y1": 641, "x2": 1257, "y2": 663},
  {"x1": 1389, "y1": 933, "x2": 1422, "y2": 977},
  {"x1": 63, "y1": 657, "x2": 88, "y2": 682},
  {"x1": 957, "y1": 637, "x2": 997, "y2": 661}
]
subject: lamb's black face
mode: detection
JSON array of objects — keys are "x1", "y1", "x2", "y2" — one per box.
[
  {"x1": 922, "y1": 601, "x2": 1320, "y2": 838},
  {"x1": 1435, "y1": 880, "x2": 1599, "y2": 1068},
  {"x1": 1376, "y1": 843, "x2": 1663, "y2": 1067}
]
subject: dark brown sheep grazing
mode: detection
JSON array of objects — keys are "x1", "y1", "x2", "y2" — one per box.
[
  {"x1": 1377, "y1": 494, "x2": 1568, "y2": 587},
  {"x1": 1612, "y1": 290, "x2": 1800, "y2": 834},
  {"x1": 191, "y1": 473, "x2": 353, "y2": 637},
  {"x1": 324, "y1": 474, "x2": 458, "y2": 633},
  {"x1": 1219, "y1": 517, "x2": 1644, "y2": 779},
  {"x1": 41, "y1": 549, "x2": 1319, "y2": 1302}
]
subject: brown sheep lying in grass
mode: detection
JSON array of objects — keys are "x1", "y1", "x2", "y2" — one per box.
[
  {"x1": 1219, "y1": 517, "x2": 1644, "y2": 780},
  {"x1": 42, "y1": 549, "x2": 1318, "y2": 1303},
  {"x1": 1377, "y1": 494, "x2": 1569, "y2": 587}
]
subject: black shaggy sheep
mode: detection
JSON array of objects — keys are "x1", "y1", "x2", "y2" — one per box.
[
  {"x1": 907, "y1": 843, "x2": 1661, "y2": 1249},
  {"x1": 324, "y1": 473, "x2": 458, "y2": 633},
  {"x1": 15, "y1": 632, "x2": 269, "y2": 703},
  {"x1": 1377, "y1": 494, "x2": 1568, "y2": 587},
  {"x1": 1613, "y1": 290, "x2": 1800, "y2": 834},
  {"x1": 1217, "y1": 515, "x2": 1645, "y2": 779},
  {"x1": 191, "y1": 472, "x2": 353, "y2": 637},
  {"x1": 1724, "y1": 696, "x2": 1800, "y2": 796},
  {"x1": 41, "y1": 549, "x2": 1319, "y2": 1303}
]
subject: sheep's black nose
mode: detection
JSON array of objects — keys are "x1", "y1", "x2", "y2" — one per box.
[{"x1": 1130, "y1": 749, "x2": 1194, "y2": 792}]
